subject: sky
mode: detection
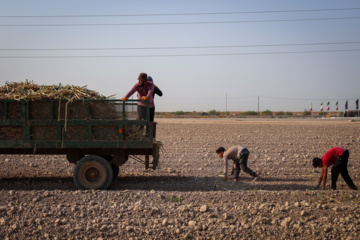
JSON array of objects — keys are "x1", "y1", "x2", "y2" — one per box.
[{"x1": 0, "y1": 0, "x2": 360, "y2": 112}]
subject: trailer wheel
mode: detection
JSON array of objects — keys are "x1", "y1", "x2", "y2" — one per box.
[
  {"x1": 101, "y1": 155, "x2": 118, "y2": 182},
  {"x1": 111, "y1": 164, "x2": 119, "y2": 181},
  {"x1": 73, "y1": 155, "x2": 113, "y2": 190}
]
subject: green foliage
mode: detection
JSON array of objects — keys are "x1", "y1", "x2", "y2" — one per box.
[
  {"x1": 285, "y1": 112, "x2": 293, "y2": 116},
  {"x1": 303, "y1": 111, "x2": 311, "y2": 116},
  {"x1": 242, "y1": 111, "x2": 258, "y2": 116},
  {"x1": 208, "y1": 110, "x2": 220, "y2": 115},
  {"x1": 261, "y1": 110, "x2": 273, "y2": 116},
  {"x1": 318, "y1": 112, "x2": 326, "y2": 116},
  {"x1": 174, "y1": 111, "x2": 192, "y2": 115},
  {"x1": 275, "y1": 111, "x2": 285, "y2": 116},
  {"x1": 174, "y1": 111, "x2": 185, "y2": 115},
  {"x1": 165, "y1": 195, "x2": 182, "y2": 203}
]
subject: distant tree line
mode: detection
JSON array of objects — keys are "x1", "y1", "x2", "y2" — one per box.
[{"x1": 166, "y1": 110, "x2": 344, "y2": 117}]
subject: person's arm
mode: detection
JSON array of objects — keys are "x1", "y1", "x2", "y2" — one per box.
[
  {"x1": 321, "y1": 165, "x2": 328, "y2": 189},
  {"x1": 145, "y1": 85, "x2": 154, "y2": 99},
  {"x1": 223, "y1": 157, "x2": 228, "y2": 180},
  {"x1": 154, "y1": 86, "x2": 163, "y2": 96},
  {"x1": 230, "y1": 162, "x2": 235, "y2": 175},
  {"x1": 317, "y1": 168, "x2": 324, "y2": 186},
  {"x1": 124, "y1": 84, "x2": 138, "y2": 99}
]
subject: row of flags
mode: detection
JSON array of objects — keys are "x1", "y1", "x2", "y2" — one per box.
[{"x1": 310, "y1": 99, "x2": 359, "y2": 112}]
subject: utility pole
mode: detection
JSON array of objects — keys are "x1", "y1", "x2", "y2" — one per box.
[{"x1": 225, "y1": 93, "x2": 227, "y2": 116}]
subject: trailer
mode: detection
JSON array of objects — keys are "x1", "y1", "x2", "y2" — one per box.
[{"x1": 0, "y1": 99, "x2": 160, "y2": 190}]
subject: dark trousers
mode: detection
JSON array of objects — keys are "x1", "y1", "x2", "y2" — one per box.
[
  {"x1": 138, "y1": 105, "x2": 154, "y2": 122},
  {"x1": 234, "y1": 148, "x2": 257, "y2": 179},
  {"x1": 138, "y1": 105, "x2": 155, "y2": 136},
  {"x1": 331, "y1": 150, "x2": 357, "y2": 190}
]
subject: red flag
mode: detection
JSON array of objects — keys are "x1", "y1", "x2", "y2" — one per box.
[
  {"x1": 310, "y1": 103, "x2": 312, "y2": 112},
  {"x1": 320, "y1": 103, "x2": 323, "y2": 112},
  {"x1": 327, "y1": 102, "x2": 330, "y2": 111}
]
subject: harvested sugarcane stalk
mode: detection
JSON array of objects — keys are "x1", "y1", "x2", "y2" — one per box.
[
  {"x1": 0, "y1": 80, "x2": 149, "y2": 142},
  {"x1": 0, "y1": 80, "x2": 106, "y2": 100}
]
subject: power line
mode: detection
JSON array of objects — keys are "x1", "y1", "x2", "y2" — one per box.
[
  {"x1": 1, "y1": 41, "x2": 360, "y2": 51},
  {"x1": 165, "y1": 96, "x2": 359, "y2": 101},
  {"x1": 1, "y1": 16, "x2": 360, "y2": 27},
  {"x1": 260, "y1": 96, "x2": 354, "y2": 101},
  {"x1": 167, "y1": 96, "x2": 256, "y2": 101},
  {"x1": 1, "y1": 8, "x2": 360, "y2": 18},
  {"x1": 1, "y1": 49, "x2": 359, "y2": 58}
]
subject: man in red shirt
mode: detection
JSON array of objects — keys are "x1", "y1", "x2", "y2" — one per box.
[{"x1": 312, "y1": 147, "x2": 357, "y2": 190}]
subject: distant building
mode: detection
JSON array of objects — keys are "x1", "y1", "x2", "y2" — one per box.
[{"x1": 344, "y1": 110, "x2": 359, "y2": 117}]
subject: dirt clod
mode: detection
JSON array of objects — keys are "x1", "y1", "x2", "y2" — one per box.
[{"x1": 0, "y1": 118, "x2": 359, "y2": 239}]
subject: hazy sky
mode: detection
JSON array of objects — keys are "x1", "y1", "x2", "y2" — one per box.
[{"x1": 1, "y1": 1, "x2": 359, "y2": 112}]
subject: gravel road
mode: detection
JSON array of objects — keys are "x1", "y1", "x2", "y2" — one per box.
[{"x1": 0, "y1": 118, "x2": 359, "y2": 239}]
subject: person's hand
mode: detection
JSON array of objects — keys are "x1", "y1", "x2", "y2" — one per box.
[
  {"x1": 141, "y1": 96, "x2": 148, "y2": 101},
  {"x1": 121, "y1": 97, "x2": 127, "y2": 101},
  {"x1": 313, "y1": 184, "x2": 321, "y2": 190},
  {"x1": 223, "y1": 177, "x2": 228, "y2": 181}
]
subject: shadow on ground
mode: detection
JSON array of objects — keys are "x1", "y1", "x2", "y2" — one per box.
[{"x1": 0, "y1": 175, "x2": 313, "y2": 191}]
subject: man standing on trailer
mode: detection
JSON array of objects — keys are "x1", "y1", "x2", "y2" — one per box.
[
  {"x1": 312, "y1": 147, "x2": 357, "y2": 190},
  {"x1": 146, "y1": 76, "x2": 162, "y2": 122},
  {"x1": 121, "y1": 72, "x2": 155, "y2": 121}
]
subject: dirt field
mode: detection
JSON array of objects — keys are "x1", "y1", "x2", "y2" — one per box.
[{"x1": 0, "y1": 118, "x2": 360, "y2": 239}]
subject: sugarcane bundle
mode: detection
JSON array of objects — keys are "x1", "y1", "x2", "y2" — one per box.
[
  {"x1": 0, "y1": 126, "x2": 22, "y2": 140},
  {"x1": 0, "y1": 80, "x2": 118, "y2": 120},
  {"x1": 0, "y1": 80, "x2": 106, "y2": 101},
  {"x1": 0, "y1": 80, "x2": 118, "y2": 141},
  {"x1": 0, "y1": 80, "x2": 146, "y2": 141}
]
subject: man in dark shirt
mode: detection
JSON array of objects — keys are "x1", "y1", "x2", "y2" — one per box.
[
  {"x1": 147, "y1": 76, "x2": 162, "y2": 100},
  {"x1": 146, "y1": 76, "x2": 162, "y2": 122}
]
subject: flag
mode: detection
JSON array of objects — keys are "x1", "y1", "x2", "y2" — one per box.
[
  {"x1": 336, "y1": 101, "x2": 338, "y2": 111},
  {"x1": 345, "y1": 100, "x2": 348, "y2": 110},
  {"x1": 320, "y1": 102, "x2": 323, "y2": 111},
  {"x1": 327, "y1": 102, "x2": 330, "y2": 111},
  {"x1": 357, "y1": 99, "x2": 359, "y2": 110},
  {"x1": 310, "y1": 103, "x2": 312, "y2": 112}
]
